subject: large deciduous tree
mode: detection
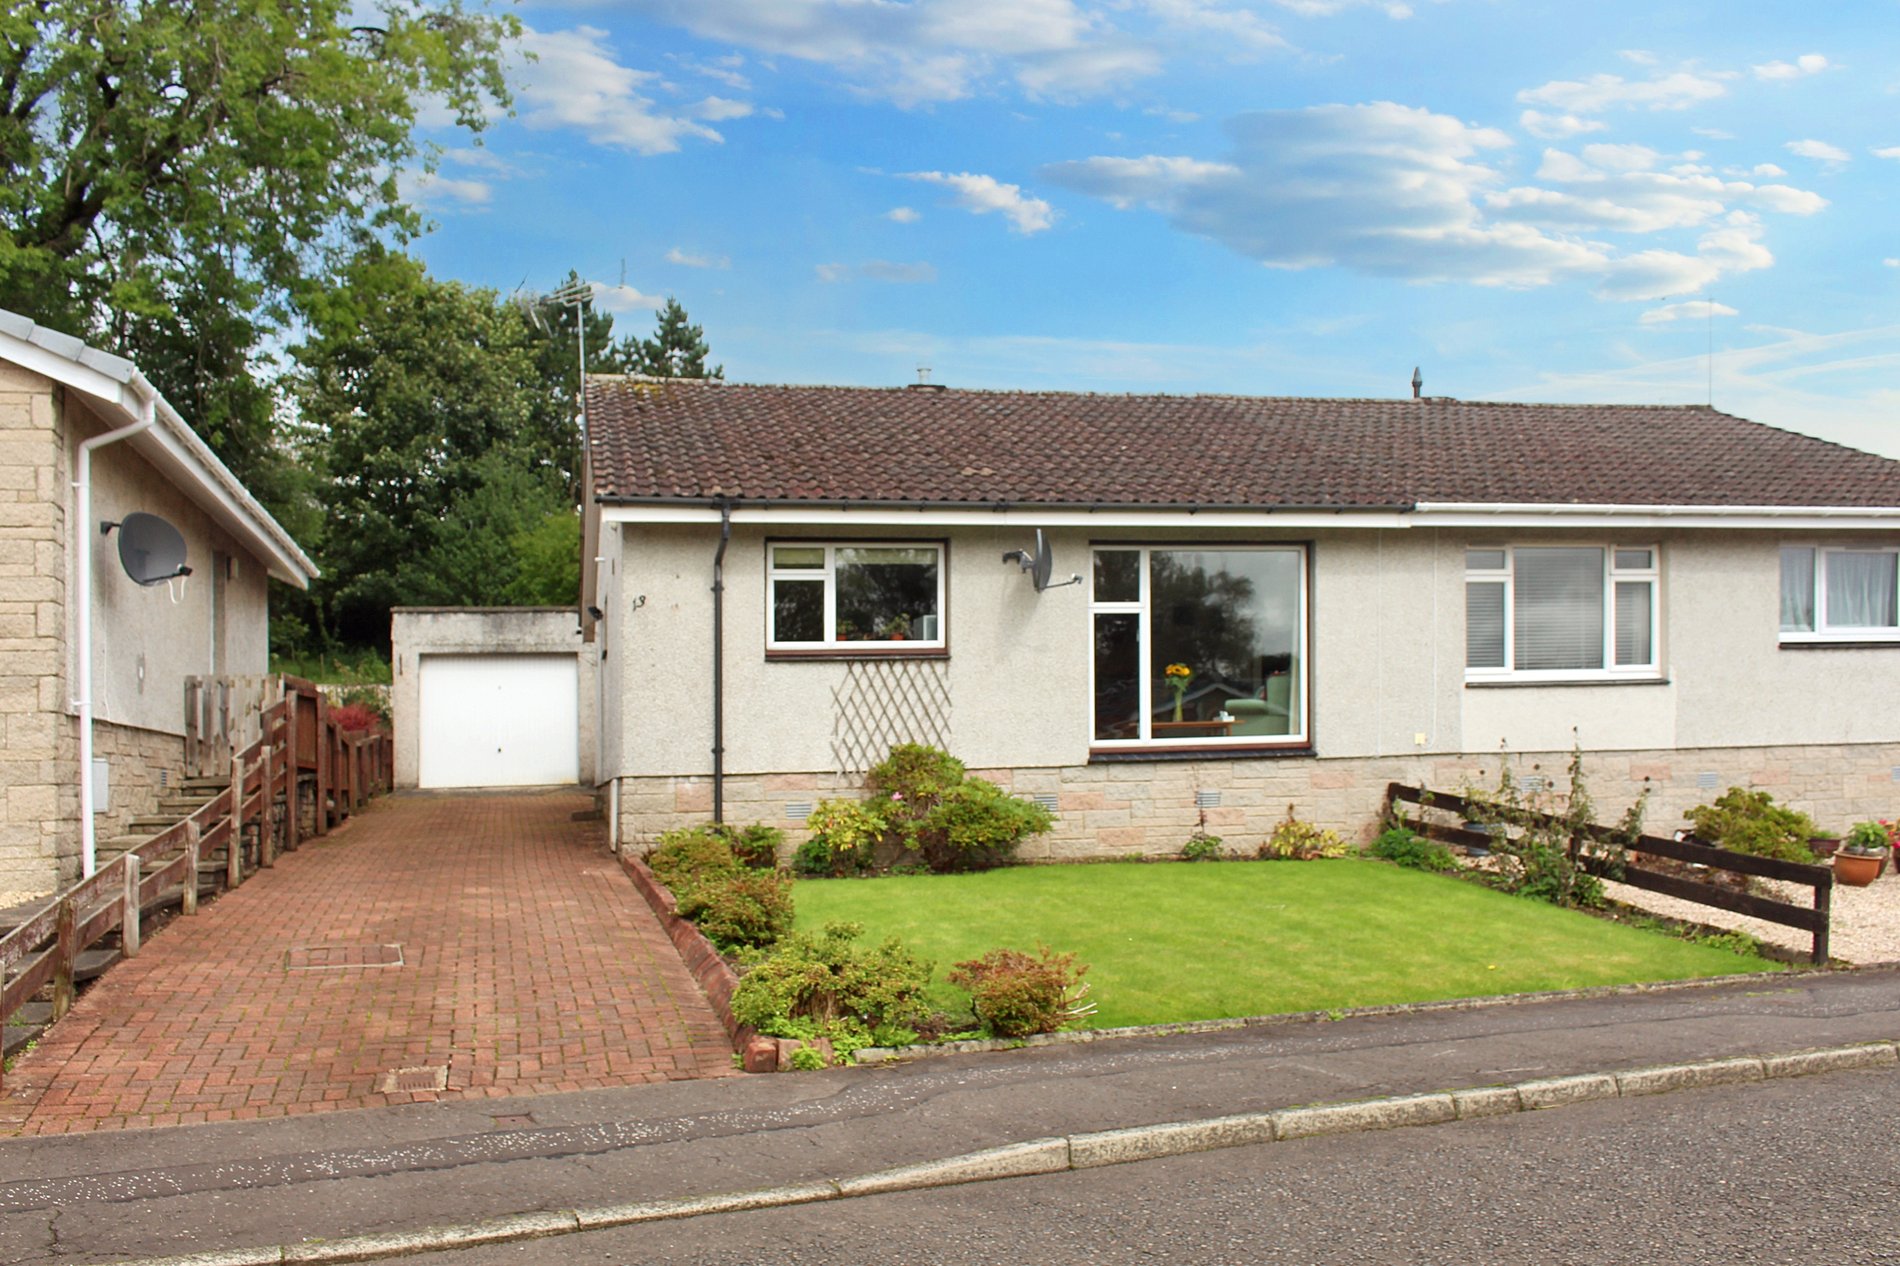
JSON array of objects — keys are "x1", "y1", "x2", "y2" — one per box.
[{"x1": 0, "y1": 0, "x2": 516, "y2": 494}]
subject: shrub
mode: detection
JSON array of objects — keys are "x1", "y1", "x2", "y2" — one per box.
[
  {"x1": 712, "y1": 822, "x2": 785, "y2": 870},
  {"x1": 329, "y1": 702, "x2": 381, "y2": 733},
  {"x1": 1181, "y1": 830, "x2": 1224, "y2": 861},
  {"x1": 797, "y1": 798, "x2": 888, "y2": 876},
  {"x1": 674, "y1": 870, "x2": 794, "y2": 952},
  {"x1": 1460, "y1": 743, "x2": 1640, "y2": 908},
  {"x1": 914, "y1": 778, "x2": 1054, "y2": 873},
  {"x1": 1257, "y1": 807, "x2": 1349, "y2": 860},
  {"x1": 646, "y1": 827, "x2": 741, "y2": 892},
  {"x1": 730, "y1": 922, "x2": 932, "y2": 1040},
  {"x1": 1686, "y1": 788, "x2": 1819, "y2": 864},
  {"x1": 1369, "y1": 826, "x2": 1458, "y2": 872},
  {"x1": 947, "y1": 945, "x2": 1095, "y2": 1038}
]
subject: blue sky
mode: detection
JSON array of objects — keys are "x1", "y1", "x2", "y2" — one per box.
[{"x1": 405, "y1": 1, "x2": 1900, "y2": 457}]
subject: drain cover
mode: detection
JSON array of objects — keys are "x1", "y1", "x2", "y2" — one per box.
[
  {"x1": 379, "y1": 1065, "x2": 449, "y2": 1094},
  {"x1": 286, "y1": 944, "x2": 404, "y2": 970},
  {"x1": 491, "y1": 1113, "x2": 536, "y2": 1129}
]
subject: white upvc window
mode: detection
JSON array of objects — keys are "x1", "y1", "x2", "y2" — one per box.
[
  {"x1": 766, "y1": 542, "x2": 945, "y2": 650},
  {"x1": 1779, "y1": 545, "x2": 1900, "y2": 642},
  {"x1": 1465, "y1": 545, "x2": 1659, "y2": 681},
  {"x1": 1088, "y1": 545, "x2": 1309, "y2": 747}
]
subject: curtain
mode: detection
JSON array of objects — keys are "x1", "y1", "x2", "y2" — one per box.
[{"x1": 1825, "y1": 551, "x2": 1897, "y2": 628}]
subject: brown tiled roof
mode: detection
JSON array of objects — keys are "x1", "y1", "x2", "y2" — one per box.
[{"x1": 585, "y1": 379, "x2": 1900, "y2": 509}]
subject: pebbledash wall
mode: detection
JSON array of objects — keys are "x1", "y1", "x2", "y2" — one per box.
[
  {"x1": 599, "y1": 520, "x2": 1900, "y2": 855},
  {"x1": 0, "y1": 361, "x2": 271, "y2": 899}
]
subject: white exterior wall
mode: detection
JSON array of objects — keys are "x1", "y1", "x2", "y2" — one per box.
[{"x1": 603, "y1": 517, "x2": 1900, "y2": 852}]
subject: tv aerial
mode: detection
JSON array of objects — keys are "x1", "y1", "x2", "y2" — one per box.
[
  {"x1": 1002, "y1": 529, "x2": 1081, "y2": 592},
  {"x1": 102, "y1": 512, "x2": 191, "y2": 586}
]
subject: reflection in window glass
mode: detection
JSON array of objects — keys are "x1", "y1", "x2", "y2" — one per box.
[
  {"x1": 1093, "y1": 613, "x2": 1140, "y2": 740},
  {"x1": 835, "y1": 547, "x2": 938, "y2": 641},
  {"x1": 1093, "y1": 550, "x2": 1140, "y2": 603},
  {"x1": 773, "y1": 579, "x2": 824, "y2": 643}
]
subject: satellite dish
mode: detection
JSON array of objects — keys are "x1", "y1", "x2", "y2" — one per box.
[
  {"x1": 110, "y1": 512, "x2": 190, "y2": 586},
  {"x1": 1031, "y1": 529, "x2": 1054, "y2": 591}
]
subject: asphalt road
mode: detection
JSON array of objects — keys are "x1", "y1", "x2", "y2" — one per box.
[{"x1": 432, "y1": 1068, "x2": 1900, "y2": 1266}]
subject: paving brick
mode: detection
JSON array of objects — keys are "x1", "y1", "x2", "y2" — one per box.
[{"x1": 1, "y1": 790, "x2": 736, "y2": 1135}]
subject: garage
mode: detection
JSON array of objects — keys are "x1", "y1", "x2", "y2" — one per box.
[{"x1": 392, "y1": 609, "x2": 595, "y2": 790}]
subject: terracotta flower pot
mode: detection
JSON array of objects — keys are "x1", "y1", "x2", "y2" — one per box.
[{"x1": 1833, "y1": 850, "x2": 1886, "y2": 887}]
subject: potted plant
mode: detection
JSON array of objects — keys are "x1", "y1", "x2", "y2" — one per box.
[{"x1": 1835, "y1": 821, "x2": 1890, "y2": 887}]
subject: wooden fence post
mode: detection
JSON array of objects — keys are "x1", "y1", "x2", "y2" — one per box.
[
  {"x1": 121, "y1": 855, "x2": 141, "y2": 958},
  {"x1": 227, "y1": 754, "x2": 245, "y2": 889},
  {"x1": 260, "y1": 741, "x2": 277, "y2": 868},
  {"x1": 183, "y1": 820, "x2": 200, "y2": 916},
  {"x1": 51, "y1": 898, "x2": 75, "y2": 1021},
  {"x1": 284, "y1": 692, "x2": 302, "y2": 853},
  {"x1": 1813, "y1": 877, "x2": 1832, "y2": 965},
  {"x1": 315, "y1": 693, "x2": 331, "y2": 835}
]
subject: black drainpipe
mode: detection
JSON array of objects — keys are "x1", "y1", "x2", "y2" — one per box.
[{"x1": 711, "y1": 501, "x2": 731, "y2": 823}]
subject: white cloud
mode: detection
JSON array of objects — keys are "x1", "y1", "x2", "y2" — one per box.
[
  {"x1": 1752, "y1": 163, "x2": 1787, "y2": 177},
  {"x1": 665, "y1": 247, "x2": 730, "y2": 269},
  {"x1": 814, "y1": 263, "x2": 850, "y2": 283},
  {"x1": 1271, "y1": 0, "x2": 1413, "y2": 14},
  {"x1": 1640, "y1": 300, "x2": 1740, "y2": 325},
  {"x1": 613, "y1": 0, "x2": 1154, "y2": 105},
  {"x1": 1045, "y1": 102, "x2": 1822, "y2": 301},
  {"x1": 671, "y1": 53, "x2": 752, "y2": 90},
  {"x1": 1144, "y1": 105, "x2": 1202, "y2": 124},
  {"x1": 400, "y1": 171, "x2": 492, "y2": 208},
  {"x1": 1753, "y1": 53, "x2": 1829, "y2": 80},
  {"x1": 1520, "y1": 110, "x2": 1607, "y2": 140},
  {"x1": 901, "y1": 171, "x2": 1057, "y2": 233},
  {"x1": 886, "y1": 206, "x2": 922, "y2": 223},
  {"x1": 440, "y1": 147, "x2": 516, "y2": 174},
  {"x1": 1620, "y1": 49, "x2": 1659, "y2": 66},
  {"x1": 1872, "y1": 146, "x2": 1900, "y2": 160},
  {"x1": 1518, "y1": 69, "x2": 1729, "y2": 114},
  {"x1": 516, "y1": 27, "x2": 725, "y2": 155},
  {"x1": 694, "y1": 96, "x2": 755, "y2": 121},
  {"x1": 1886, "y1": 258, "x2": 1900, "y2": 268},
  {"x1": 1786, "y1": 138, "x2": 1851, "y2": 163},
  {"x1": 589, "y1": 282, "x2": 665, "y2": 312},
  {"x1": 1692, "y1": 127, "x2": 1736, "y2": 141},
  {"x1": 1140, "y1": 0, "x2": 1287, "y2": 51}
]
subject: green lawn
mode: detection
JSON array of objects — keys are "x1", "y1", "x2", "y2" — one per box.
[{"x1": 792, "y1": 859, "x2": 1779, "y2": 1030}]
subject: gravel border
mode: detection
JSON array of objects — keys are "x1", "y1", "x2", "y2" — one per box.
[{"x1": 1602, "y1": 863, "x2": 1900, "y2": 965}]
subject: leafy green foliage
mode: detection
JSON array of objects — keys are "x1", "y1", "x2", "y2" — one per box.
[
  {"x1": 729, "y1": 922, "x2": 932, "y2": 1040},
  {"x1": 1369, "y1": 826, "x2": 1458, "y2": 872},
  {"x1": 710, "y1": 823, "x2": 785, "y2": 870},
  {"x1": 915, "y1": 778, "x2": 1054, "y2": 872},
  {"x1": 1257, "y1": 807, "x2": 1349, "y2": 860},
  {"x1": 1686, "y1": 788, "x2": 1820, "y2": 864},
  {"x1": 947, "y1": 946, "x2": 1094, "y2": 1038},
  {"x1": 797, "y1": 799, "x2": 888, "y2": 876},
  {"x1": 1180, "y1": 830, "x2": 1224, "y2": 861},
  {"x1": 1462, "y1": 745, "x2": 1643, "y2": 908},
  {"x1": 1843, "y1": 821, "x2": 1894, "y2": 856},
  {"x1": 646, "y1": 827, "x2": 741, "y2": 892},
  {"x1": 674, "y1": 871, "x2": 794, "y2": 952},
  {"x1": 632, "y1": 297, "x2": 724, "y2": 379}
]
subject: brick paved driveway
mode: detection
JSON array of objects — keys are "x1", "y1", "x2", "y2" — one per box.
[{"x1": 0, "y1": 790, "x2": 735, "y2": 1135}]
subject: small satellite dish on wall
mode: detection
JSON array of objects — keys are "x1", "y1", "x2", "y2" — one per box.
[
  {"x1": 1002, "y1": 529, "x2": 1081, "y2": 592},
  {"x1": 104, "y1": 512, "x2": 191, "y2": 586}
]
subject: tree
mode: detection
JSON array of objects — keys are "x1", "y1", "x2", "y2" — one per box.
[
  {"x1": 291, "y1": 247, "x2": 567, "y2": 648},
  {"x1": 633, "y1": 297, "x2": 724, "y2": 379},
  {"x1": 0, "y1": 0, "x2": 516, "y2": 493}
]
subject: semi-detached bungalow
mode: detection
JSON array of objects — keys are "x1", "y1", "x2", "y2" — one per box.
[{"x1": 578, "y1": 379, "x2": 1900, "y2": 856}]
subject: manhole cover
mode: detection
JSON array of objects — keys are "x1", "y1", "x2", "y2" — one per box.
[
  {"x1": 379, "y1": 1066, "x2": 449, "y2": 1094},
  {"x1": 491, "y1": 1113, "x2": 536, "y2": 1129},
  {"x1": 286, "y1": 944, "x2": 404, "y2": 970}
]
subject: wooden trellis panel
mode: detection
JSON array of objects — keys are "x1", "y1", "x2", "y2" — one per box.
[{"x1": 831, "y1": 659, "x2": 951, "y2": 774}]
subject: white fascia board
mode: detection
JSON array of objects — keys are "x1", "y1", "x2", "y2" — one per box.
[
  {"x1": 598, "y1": 503, "x2": 1414, "y2": 530},
  {"x1": 1414, "y1": 502, "x2": 1900, "y2": 531},
  {"x1": 2, "y1": 324, "x2": 318, "y2": 586}
]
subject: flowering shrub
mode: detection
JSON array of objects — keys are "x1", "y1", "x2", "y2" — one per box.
[
  {"x1": 1257, "y1": 806, "x2": 1349, "y2": 860},
  {"x1": 948, "y1": 945, "x2": 1094, "y2": 1038}
]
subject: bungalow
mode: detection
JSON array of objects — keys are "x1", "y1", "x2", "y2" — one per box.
[
  {"x1": 0, "y1": 310, "x2": 316, "y2": 902},
  {"x1": 579, "y1": 378, "x2": 1900, "y2": 856}
]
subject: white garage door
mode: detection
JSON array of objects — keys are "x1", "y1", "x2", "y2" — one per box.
[{"x1": 418, "y1": 654, "x2": 580, "y2": 788}]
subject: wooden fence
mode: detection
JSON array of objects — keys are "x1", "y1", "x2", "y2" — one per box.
[
  {"x1": 1385, "y1": 783, "x2": 1834, "y2": 965},
  {"x1": 0, "y1": 676, "x2": 391, "y2": 1089}
]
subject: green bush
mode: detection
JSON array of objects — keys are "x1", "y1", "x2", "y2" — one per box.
[
  {"x1": 712, "y1": 822, "x2": 785, "y2": 870},
  {"x1": 1369, "y1": 826, "x2": 1458, "y2": 872},
  {"x1": 1257, "y1": 807, "x2": 1349, "y2": 860},
  {"x1": 1181, "y1": 830, "x2": 1224, "y2": 861},
  {"x1": 915, "y1": 777, "x2": 1054, "y2": 873},
  {"x1": 730, "y1": 922, "x2": 932, "y2": 1041},
  {"x1": 674, "y1": 870, "x2": 794, "y2": 951},
  {"x1": 1687, "y1": 788, "x2": 1820, "y2": 864},
  {"x1": 797, "y1": 798, "x2": 888, "y2": 876},
  {"x1": 646, "y1": 827, "x2": 741, "y2": 892},
  {"x1": 947, "y1": 945, "x2": 1094, "y2": 1038},
  {"x1": 868, "y1": 743, "x2": 967, "y2": 814}
]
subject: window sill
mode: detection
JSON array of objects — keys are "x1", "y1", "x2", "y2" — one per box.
[
  {"x1": 1089, "y1": 744, "x2": 1315, "y2": 762},
  {"x1": 766, "y1": 647, "x2": 948, "y2": 662},
  {"x1": 1778, "y1": 639, "x2": 1900, "y2": 650},
  {"x1": 1464, "y1": 676, "x2": 1670, "y2": 689}
]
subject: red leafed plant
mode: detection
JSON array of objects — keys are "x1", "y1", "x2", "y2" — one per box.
[{"x1": 330, "y1": 702, "x2": 382, "y2": 733}]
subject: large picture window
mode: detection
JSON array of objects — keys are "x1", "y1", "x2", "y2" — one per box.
[
  {"x1": 1465, "y1": 545, "x2": 1658, "y2": 680},
  {"x1": 1089, "y1": 546, "x2": 1307, "y2": 746},
  {"x1": 1780, "y1": 545, "x2": 1900, "y2": 641},
  {"x1": 768, "y1": 542, "x2": 944, "y2": 650}
]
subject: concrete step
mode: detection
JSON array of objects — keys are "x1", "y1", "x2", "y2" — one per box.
[{"x1": 178, "y1": 777, "x2": 229, "y2": 793}]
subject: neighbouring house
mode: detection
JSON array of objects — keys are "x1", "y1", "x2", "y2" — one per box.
[
  {"x1": 0, "y1": 310, "x2": 317, "y2": 903},
  {"x1": 579, "y1": 377, "x2": 1900, "y2": 857}
]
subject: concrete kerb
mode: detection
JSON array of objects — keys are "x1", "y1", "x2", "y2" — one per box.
[{"x1": 91, "y1": 1039, "x2": 1899, "y2": 1266}]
